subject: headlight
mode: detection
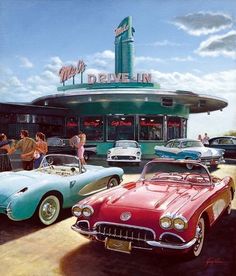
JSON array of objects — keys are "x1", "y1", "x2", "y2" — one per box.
[
  {"x1": 137, "y1": 152, "x2": 141, "y2": 156},
  {"x1": 160, "y1": 216, "x2": 172, "y2": 229},
  {"x1": 82, "y1": 206, "x2": 94, "y2": 218},
  {"x1": 173, "y1": 217, "x2": 188, "y2": 230},
  {"x1": 72, "y1": 205, "x2": 82, "y2": 217},
  {"x1": 107, "y1": 150, "x2": 111, "y2": 155}
]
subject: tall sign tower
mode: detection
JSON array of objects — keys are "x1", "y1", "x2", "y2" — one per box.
[{"x1": 114, "y1": 16, "x2": 135, "y2": 79}]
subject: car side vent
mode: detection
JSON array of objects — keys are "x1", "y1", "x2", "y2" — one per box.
[{"x1": 161, "y1": 98, "x2": 173, "y2": 107}]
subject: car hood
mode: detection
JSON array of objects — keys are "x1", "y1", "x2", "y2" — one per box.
[
  {"x1": 110, "y1": 147, "x2": 139, "y2": 155},
  {"x1": 103, "y1": 181, "x2": 210, "y2": 215},
  {"x1": 182, "y1": 147, "x2": 222, "y2": 157},
  {"x1": 0, "y1": 171, "x2": 59, "y2": 204}
]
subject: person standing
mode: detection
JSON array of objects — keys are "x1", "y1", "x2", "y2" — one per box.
[
  {"x1": 202, "y1": 133, "x2": 210, "y2": 145},
  {"x1": 78, "y1": 131, "x2": 86, "y2": 165},
  {"x1": 11, "y1": 130, "x2": 36, "y2": 170},
  {"x1": 0, "y1": 133, "x2": 12, "y2": 172},
  {"x1": 34, "y1": 132, "x2": 48, "y2": 169},
  {"x1": 197, "y1": 134, "x2": 202, "y2": 142},
  {"x1": 69, "y1": 134, "x2": 80, "y2": 155}
]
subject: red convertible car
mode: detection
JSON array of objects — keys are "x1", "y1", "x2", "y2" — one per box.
[{"x1": 71, "y1": 159, "x2": 235, "y2": 258}]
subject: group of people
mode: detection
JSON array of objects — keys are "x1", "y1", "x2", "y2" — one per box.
[
  {"x1": 0, "y1": 130, "x2": 48, "y2": 172},
  {"x1": 0, "y1": 129, "x2": 87, "y2": 172},
  {"x1": 197, "y1": 133, "x2": 210, "y2": 145}
]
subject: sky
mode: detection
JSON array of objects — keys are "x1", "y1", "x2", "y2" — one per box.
[{"x1": 0, "y1": 0, "x2": 235, "y2": 139}]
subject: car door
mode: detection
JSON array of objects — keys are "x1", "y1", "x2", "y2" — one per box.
[{"x1": 161, "y1": 140, "x2": 182, "y2": 158}]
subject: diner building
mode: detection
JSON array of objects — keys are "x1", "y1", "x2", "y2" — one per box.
[{"x1": 0, "y1": 16, "x2": 228, "y2": 155}]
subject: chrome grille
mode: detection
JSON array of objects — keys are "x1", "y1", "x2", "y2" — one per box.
[
  {"x1": 111, "y1": 156, "x2": 136, "y2": 160},
  {"x1": 95, "y1": 223, "x2": 154, "y2": 248}
]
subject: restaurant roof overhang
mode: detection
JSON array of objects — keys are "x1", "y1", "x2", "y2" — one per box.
[{"x1": 31, "y1": 88, "x2": 228, "y2": 114}]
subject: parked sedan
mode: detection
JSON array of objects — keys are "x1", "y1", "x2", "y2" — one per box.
[
  {"x1": 71, "y1": 159, "x2": 235, "y2": 258},
  {"x1": 207, "y1": 136, "x2": 236, "y2": 159},
  {"x1": 154, "y1": 138, "x2": 225, "y2": 168},
  {"x1": 107, "y1": 140, "x2": 142, "y2": 165},
  {"x1": 0, "y1": 154, "x2": 123, "y2": 226}
]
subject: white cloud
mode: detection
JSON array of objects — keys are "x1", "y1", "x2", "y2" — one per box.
[
  {"x1": 135, "y1": 56, "x2": 164, "y2": 65},
  {"x1": 170, "y1": 56, "x2": 195, "y2": 62},
  {"x1": 44, "y1": 56, "x2": 63, "y2": 74},
  {"x1": 196, "y1": 30, "x2": 236, "y2": 58},
  {"x1": 150, "y1": 69, "x2": 236, "y2": 137},
  {"x1": 18, "y1": 56, "x2": 34, "y2": 68},
  {"x1": 140, "y1": 40, "x2": 182, "y2": 47},
  {"x1": 86, "y1": 50, "x2": 114, "y2": 70},
  {"x1": 174, "y1": 12, "x2": 233, "y2": 36}
]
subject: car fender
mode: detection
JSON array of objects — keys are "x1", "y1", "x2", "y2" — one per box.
[{"x1": 6, "y1": 181, "x2": 65, "y2": 221}]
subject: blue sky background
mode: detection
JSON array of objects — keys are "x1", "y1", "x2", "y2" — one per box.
[{"x1": 0, "y1": 0, "x2": 235, "y2": 138}]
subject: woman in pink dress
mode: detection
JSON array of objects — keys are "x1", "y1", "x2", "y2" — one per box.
[{"x1": 77, "y1": 131, "x2": 86, "y2": 165}]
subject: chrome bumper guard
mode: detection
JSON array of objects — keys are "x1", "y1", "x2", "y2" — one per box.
[{"x1": 71, "y1": 224, "x2": 196, "y2": 250}]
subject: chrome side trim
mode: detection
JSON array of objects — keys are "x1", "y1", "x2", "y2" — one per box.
[{"x1": 146, "y1": 237, "x2": 197, "y2": 250}]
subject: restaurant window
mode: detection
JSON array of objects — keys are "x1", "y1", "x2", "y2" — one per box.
[
  {"x1": 139, "y1": 116, "x2": 163, "y2": 140},
  {"x1": 66, "y1": 116, "x2": 78, "y2": 137},
  {"x1": 107, "y1": 115, "x2": 134, "y2": 141},
  {"x1": 80, "y1": 116, "x2": 104, "y2": 141},
  {"x1": 167, "y1": 117, "x2": 181, "y2": 140}
]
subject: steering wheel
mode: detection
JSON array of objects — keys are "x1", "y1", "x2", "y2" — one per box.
[{"x1": 184, "y1": 173, "x2": 209, "y2": 183}]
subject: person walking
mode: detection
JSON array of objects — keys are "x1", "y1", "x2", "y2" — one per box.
[
  {"x1": 0, "y1": 133, "x2": 12, "y2": 172},
  {"x1": 11, "y1": 130, "x2": 36, "y2": 170},
  {"x1": 34, "y1": 132, "x2": 48, "y2": 169}
]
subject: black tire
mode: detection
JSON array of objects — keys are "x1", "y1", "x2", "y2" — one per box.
[
  {"x1": 107, "y1": 176, "x2": 119, "y2": 189},
  {"x1": 187, "y1": 217, "x2": 205, "y2": 258},
  {"x1": 185, "y1": 157, "x2": 194, "y2": 170},
  {"x1": 36, "y1": 194, "x2": 61, "y2": 226}
]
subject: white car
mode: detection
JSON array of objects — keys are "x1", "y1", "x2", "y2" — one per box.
[
  {"x1": 107, "y1": 140, "x2": 142, "y2": 165},
  {"x1": 154, "y1": 138, "x2": 225, "y2": 168}
]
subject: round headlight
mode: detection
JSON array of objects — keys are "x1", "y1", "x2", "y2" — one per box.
[
  {"x1": 173, "y1": 217, "x2": 187, "y2": 230},
  {"x1": 72, "y1": 206, "x2": 82, "y2": 217},
  {"x1": 107, "y1": 150, "x2": 111, "y2": 155},
  {"x1": 160, "y1": 217, "x2": 172, "y2": 229},
  {"x1": 82, "y1": 206, "x2": 94, "y2": 218}
]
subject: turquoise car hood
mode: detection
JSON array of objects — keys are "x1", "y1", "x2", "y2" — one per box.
[{"x1": 0, "y1": 171, "x2": 58, "y2": 204}]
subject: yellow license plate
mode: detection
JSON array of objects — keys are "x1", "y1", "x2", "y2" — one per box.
[{"x1": 105, "y1": 238, "x2": 131, "y2": 254}]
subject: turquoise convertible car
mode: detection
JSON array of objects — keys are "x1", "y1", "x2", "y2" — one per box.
[{"x1": 0, "y1": 154, "x2": 123, "y2": 226}]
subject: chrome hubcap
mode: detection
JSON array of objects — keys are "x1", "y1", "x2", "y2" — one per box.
[{"x1": 41, "y1": 199, "x2": 57, "y2": 221}]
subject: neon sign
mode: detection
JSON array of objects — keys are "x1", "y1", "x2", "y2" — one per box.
[
  {"x1": 140, "y1": 122, "x2": 162, "y2": 127},
  {"x1": 115, "y1": 24, "x2": 129, "y2": 37},
  {"x1": 88, "y1": 73, "x2": 152, "y2": 84},
  {"x1": 111, "y1": 121, "x2": 132, "y2": 127},
  {"x1": 59, "y1": 60, "x2": 86, "y2": 83}
]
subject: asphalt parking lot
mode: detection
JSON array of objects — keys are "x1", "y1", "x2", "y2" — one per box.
[{"x1": 0, "y1": 159, "x2": 236, "y2": 276}]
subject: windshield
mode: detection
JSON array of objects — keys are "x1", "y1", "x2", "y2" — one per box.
[
  {"x1": 115, "y1": 141, "x2": 138, "y2": 148},
  {"x1": 141, "y1": 161, "x2": 211, "y2": 185},
  {"x1": 40, "y1": 154, "x2": 80, "y2": 168},
  {"x1": 181, "y1": 141, "x2": 203, "y2": 148}
]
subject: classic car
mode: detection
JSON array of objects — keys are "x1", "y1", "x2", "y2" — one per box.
[
  {"x1": 71, "y1": 159, "x2": 235, "y2": 258},
  {"x1": 107, "y1": 140, "x2": 142, "y2": 165},
  {"x1": 207, "y1": 136, "x2": 236, "y2": 159},
  {"x1": 154, "y1": 138, "x2": 225, "y2": 168},
  {"x1": 47, "y1": 137, "x2": 97, "y2": 161},
  {"x1": 0, "y1": 154, "x2": 123, "y2": 226}
]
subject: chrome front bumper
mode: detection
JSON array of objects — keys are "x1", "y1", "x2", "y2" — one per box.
[{"x1": 71, "y1": 224, "x2": 196, "y2": 250}]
